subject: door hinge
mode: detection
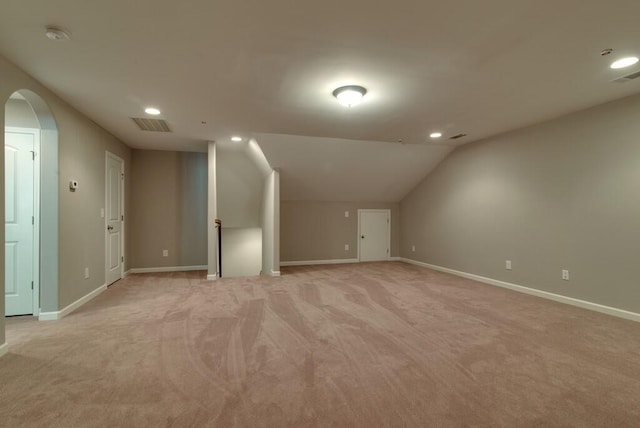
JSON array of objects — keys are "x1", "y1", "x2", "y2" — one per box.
[
  {"x1": 31, "y1": 151, "x2": 35, "y2": 161},
  {"x1": 121, "y1": 256, "x2": 124, "y2": 262},
  {"x1": 32, "y1": 216, "x2": 34, "y2": 225},
  {"x1": 387, "y1": 248, "x2": 389, "y2": 253},
  {"x1": 121, "y1": 215, "x2": 124, "y2": 221},
  {"x1": 31, "y1": 281, "x2": 34, "y2": 290},
  {"x1": 121, "y1": 173, "x2": 124, "y2": 179}
]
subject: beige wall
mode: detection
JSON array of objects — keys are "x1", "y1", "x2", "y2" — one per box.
[
  {"x1": 1, "y1": 55, "x2": 132, "y2": 339},
  {"x1": 401, "y1": 93, "x2": 640, "y2": 314},
  {"x1": 281, "y1": 201, "x2": 400, "y2": 262},
  {"x1": 130, "y1": 150, "x2": 207, "y2": 269},
  {"x1": 217, "y1": 148, "x2": 263, "y2": 228}
]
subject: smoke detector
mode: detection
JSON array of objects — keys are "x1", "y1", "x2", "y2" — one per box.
[{"x1": 45, "y1": 26, "x2": 71, "y2": 41}]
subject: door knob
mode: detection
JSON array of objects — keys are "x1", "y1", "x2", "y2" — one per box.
[
  {"x1": 361, "y1": 235, "x2": 365, "y2": 239},
  {"x1": 107, "y1": 225, "x2": 113, "y2": 231}
]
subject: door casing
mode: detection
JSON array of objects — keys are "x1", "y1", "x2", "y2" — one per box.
[
  {"x1": 357, "y1": 209, "x2": 391, "y2": 262},
  {"x1": 105, "y1": 151, "x2": 125, "y2": 285}
]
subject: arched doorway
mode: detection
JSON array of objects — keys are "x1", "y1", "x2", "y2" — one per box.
[{"x1": 4, "y1": 90, "x2": 59, "y2": 318}]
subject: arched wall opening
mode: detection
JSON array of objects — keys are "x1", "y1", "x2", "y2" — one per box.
[{"x1": 4, "y1": 89, "x2": 59, "y2": 318}]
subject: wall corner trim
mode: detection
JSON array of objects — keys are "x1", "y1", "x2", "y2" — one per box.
[
  {"x1": 38, "y1": 283, "x2": 107, "y2": 321},
  {"x1": 129, "y1": 265, "x2": 207, "y2": 274},
  {"x1": 280, "y1": 258, "x2": 359, "y2": 267},
  {"x1": 400, "y1": 258, "x2": 640, "y2": 323},
  {"x1": 0, "y1": 342, "x2": 8, "y2": 358},
  {"x1": 270, "y1": 270, "x2": 281, "y2": 277}
]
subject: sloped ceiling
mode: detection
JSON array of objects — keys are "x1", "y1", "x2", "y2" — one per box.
[
  {"x1": 256, "y1": 133, "x2": 453, "y2": 202},
  {"x1": 1, "y1": 0, "x2": 640, "y2": 200}
]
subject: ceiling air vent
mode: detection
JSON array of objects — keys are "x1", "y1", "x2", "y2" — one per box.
[
  {"x1": 612, "y1": 70, "x2": 640, "y2": 83},
  {"x1": 131, "y1": 117, "x2": 172, "y2": 132},
  {"x1": 449, "y1": 133, "x2": 468, "y2": 140}
]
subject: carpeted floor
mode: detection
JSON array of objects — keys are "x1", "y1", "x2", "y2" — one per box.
[{"x1": 1, "y1": 262, "x2": 640, "y2": 427}]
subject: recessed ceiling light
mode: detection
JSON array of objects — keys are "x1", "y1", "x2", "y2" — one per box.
[
  {"x1": 430, "y1": 132, "x2": 443, "y2": 139},
  {"x1": 332, "y1": 85, "x2": 367, "y2": 107},
  {"x1": 231, "y1": 136, "x2": 242, "y2": 142},
  {"x1": 45, "y1": 26, "x2": 70, "y2": 41},
  {"x1": 144, "y1": 107, "x2": 161, "y2": 115},
  {"x1": 610, "y1": 57, "x2": 639, "y2": 69}
]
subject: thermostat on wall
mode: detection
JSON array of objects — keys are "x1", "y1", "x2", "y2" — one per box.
[{"x1": 69, "y1": 180, "x2": 78, "y2": 191}]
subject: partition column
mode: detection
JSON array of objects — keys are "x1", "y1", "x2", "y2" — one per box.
[{"x1": 207, "y1": 141, "x2": 218, "y2": 280}]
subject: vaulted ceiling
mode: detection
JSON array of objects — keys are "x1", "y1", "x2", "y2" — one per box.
[{"x1": 1, "y1": 0, "x2": 640, "y2": 201}]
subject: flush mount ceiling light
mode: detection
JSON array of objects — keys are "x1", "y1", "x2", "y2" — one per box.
[
  {"x1": 332, "y1": 85, "x2": 367, "y2": 107},
  {"x1": 144, "y1": 107, "x2": 161, "y2": 115},
  {"x1": 610, "y1": 56, "x2": 639, "y2": 69},
  {"x1": 45, "y1": 26, "x2": 71, "y2": 41},
  {"x1": 231, "y1": 136, "x2": 242, "y2": 142},
  {"x1": 430, "y1": 132, "x2": 443, "y2": 139}
]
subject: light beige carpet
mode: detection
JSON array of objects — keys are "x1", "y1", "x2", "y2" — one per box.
[{"x1": 1, "y1": 262, "x2": 640, "y2": 427}]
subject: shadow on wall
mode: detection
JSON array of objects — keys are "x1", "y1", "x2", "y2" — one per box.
[{"x1": 177, "y1": 153, "x2": 207, "y2": 265}]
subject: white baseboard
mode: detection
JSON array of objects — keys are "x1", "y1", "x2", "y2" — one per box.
[
  {"x1": 401, "y1": 258, "x2": 640, "y2": 323},
  {"x1": 123, "y1": 269, "x2": 131, "y2": 277},
  {"x1": 206, "y1": 274, "x2": 219, "y2": 281},
  {"x1": 0, "y1": 342, "x2": 8, "y2": 358},
  {"x1": 39, "y1": 283, "x2": 107, "y2": 321},
  {"x1": 281, "y1": 258, "x2": 359, "y2": 267},
  {"x1": 389, "y1": 257, "x2": 401, "y2": 262},
  {"x1": 271, "y1": 270, "x2": 281, "y2": 277},
  {"x1": 129, "y1": 265, "x2": 207, "y2": 274}
]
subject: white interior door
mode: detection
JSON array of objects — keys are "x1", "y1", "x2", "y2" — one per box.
[
  {"x1": 5, "y1": 129, "x2": 36, "y2": 316},
  {"x1": 105, "y1": 152, "x2": 124, "y2": 286},
  {"x1": 359, "y1": 209, "x2": 390, "y2": 262}
]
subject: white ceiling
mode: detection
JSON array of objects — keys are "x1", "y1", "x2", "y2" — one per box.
[{"x1": 1, "y1": 0, "x2": 640, "y2": 200}]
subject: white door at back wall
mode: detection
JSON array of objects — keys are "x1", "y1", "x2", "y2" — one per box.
[
  {"x1": 5, "y1": 129, "x2": 37, "y2": 316},
  {"x1": 358, "y1": 209, "x2": 390, "y2": 262},
  {"x1": 105, "y1": 152, "x2": 124, "y2": 286}
]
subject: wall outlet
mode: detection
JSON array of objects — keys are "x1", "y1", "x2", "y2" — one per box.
[
  {"x1": 162, "y1": 249, "x2": 169, "y2": 257},
  {"x1": 506, "y1": 260, "x2": 512, "y2": 270},
  {"x1": 562, "y1": 269, "x2": 570, "y2": 281},
  {"x1": 344, "y1": 244, "x2": 349, "y2": 251},
  {"x1": 411, "y1": 245, "x2": 416, "y2": 252},
  {"x1": 84, "y1": 267, "x2": 89, "y2": 279},
  {"x1": 344, "y1": 211, "x2": 349, "y2": 218}
]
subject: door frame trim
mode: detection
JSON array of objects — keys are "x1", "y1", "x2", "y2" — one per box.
[
  {"x1": 105, "y1": 151, "x2": 125, "y2": 284},
  {"x1": 357, "y1": 209, "x2": 391, "y2": 262},
  {"x1": 5, "y1": 127, "x2": 40, "y2": 316}
]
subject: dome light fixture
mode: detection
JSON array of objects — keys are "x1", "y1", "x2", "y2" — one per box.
[
  {"x1": 45, "y1": 26, "x2": 71, "y2": 41},
  {"x1": 610, "y1": 56, "x2": 639, "y2": 69},
  {"x1": 430, "y1": 132, "x2": 443, "y2": 139},
  {"x1": 144, "y1": 107, "x2": 161, "y2": 115},
  {"x1": 231, "y1": 136, "x2": 242, "y2": 142},
  {"x1": 332, "y1": 85, "x2": 367, "y2": 107}
]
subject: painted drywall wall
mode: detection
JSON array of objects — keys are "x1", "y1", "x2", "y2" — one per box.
[
  {"x1": 216, "y1": 148, "x2": 264, "y2": 228},
  {"x1": 5, "y1": 99, "x2": 39, "y2": 128},
  {"x1": 281, "y1": 201, "x2": 400, "y2": 262},
  {"x1": 1, "y1": 55, "x2": 131, "y2": 327},
  {"x1": 401, "y1": 92, "x2": 640, "y2": 315},
  {"x1": 222, "y1": 228, "x2": 262, "y2": 277},
  {"x1": 130, "y1": 150, "x2": 207, "y2": 269},
  {"x1": 261, "y1": 169, "x2": 280, "y2": 275},
  {"x1": 216, "y1": 144, "x2": 265, "y2": 277}
]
